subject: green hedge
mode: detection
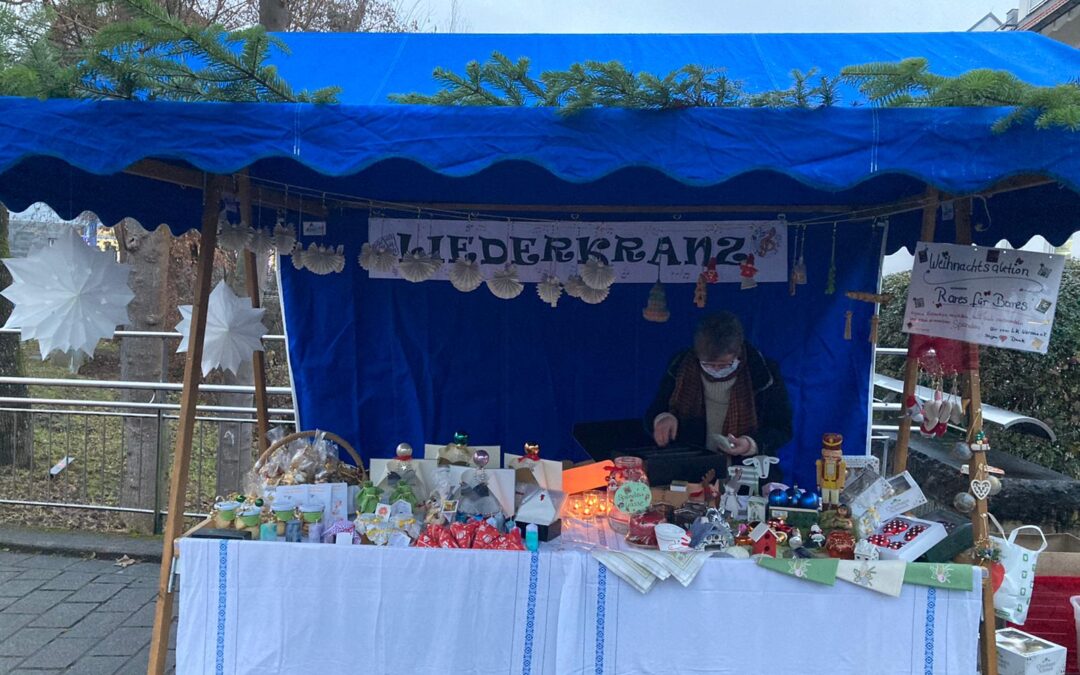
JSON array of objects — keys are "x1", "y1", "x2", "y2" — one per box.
[{"x1": 878, "y1": 259, "x2": 1080, "y2": 478}]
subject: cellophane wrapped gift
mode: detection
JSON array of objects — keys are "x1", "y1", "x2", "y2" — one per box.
[{"x1": 246, "y1": 428, "x2": 358, "y2": 497}]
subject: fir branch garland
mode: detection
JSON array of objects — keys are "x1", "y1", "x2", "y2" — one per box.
[{"x1": 391, "y1": 51, "x2": 1080, "y2": 133}]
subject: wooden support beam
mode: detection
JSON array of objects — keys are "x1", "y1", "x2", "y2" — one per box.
[
  {"x1": 892, "y1": 187, "x2": 939, "y2": 474},
  {"x1": 953, "y1": 195, "x2": 999, "y2": 675},
  {"x1": 147, "y1": 175, "x2": 224, "y2": 675},
  {"x1": 237, "y1": 171, "x2": 270, "y2": 453},
  {"x1": 125, "y1": 159, "x2": 325, "y2": 217}
]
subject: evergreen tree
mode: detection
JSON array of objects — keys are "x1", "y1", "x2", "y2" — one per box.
[{"x1": 0, "y1": 0, "x2": 340, "y2": 102}]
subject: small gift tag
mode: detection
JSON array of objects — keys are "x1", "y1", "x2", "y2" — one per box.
[{"x1": 375, "y1": 503, "x2": 392, "y2": 521}]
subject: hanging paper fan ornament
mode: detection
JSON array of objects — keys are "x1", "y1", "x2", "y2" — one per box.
[
  {"x1": 247, "y1": 228, "x2": 274, "y2": 257},
  {"x1": 301, "y1": 244, "x2": 346, "y2": 275},
  {"x1": 578, "y1": 285, "x2": 609, "y2": 305},
  {"x1": 217, "y1": 216, "x2": 254, "y2": 253},
  {"x1": 580, "y1": 256, "x2": 616, "y2": 291},
  {"x1": 564, "y1": 275, "x2": 587, "y2": 299},
  {"x1": 291, "y1": 245, "x2": 307, "y2": 271},
  {"x1": 1, "y1": 229, "x2": 134, "y2": 362},
  {"x1": 358, "y1": 242, "x2": 397, "y2": 273},
  {"x1": 642, "y1": 282, "x2": 670, "y2": 322},
  {"x1": 176, "y1": 281, "x2": 267, "y2": 377},
  {"x1": 273, "y1": 222, "x2": 297, "y2": 255},
  {"x1": 449, "y1": 256, "x2": 483, "y2": 292},
  {"x1": 487, "y1": 264, "x2": 524, "y2": 300},
  {"x1": 537, "y1": 275, "x2": 563, "y2": 308},
  {"x1": 398, "y1": 248, "x2": 441, "y2": 283}
]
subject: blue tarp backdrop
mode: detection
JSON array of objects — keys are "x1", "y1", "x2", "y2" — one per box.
[{"x1": 281, "y1": 215, "x2": 883, "y2": 489}]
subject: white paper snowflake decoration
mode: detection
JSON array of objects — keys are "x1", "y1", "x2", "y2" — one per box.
[
  {"x1": 247, "y1": 228, "x2": 274, "y2": 257},
  {"x1": 398, "y1": 248, "x2": 442, "y2": 283},
  {"x1": 1, "y1": 229, "x2": 134, "y2": 362},
  {"x1": 272, "y1": 222, "x2": 297, "y2": 255},
  {"x1": 449, "y1": 256, "x2": 483, "y2": 292},
  {"x1": 580, "y1": 256, "x2": 616, "y2": 291},
  {"x1": 564, "y1": 275, "x2": 587, "y2": 299},
  {"x1": 487, "y1": 264, "x2": 524, "y2": 300},
  {"x1": 176, "y1": 281, "x2": 267, "y2": 377},
  {"x1": 301, "y1": 244, "x2": 345, "y2": 275},
  {"x1": 537, "y1": 275, "x2": 562, "y2": 308},
  {"x1": 358, "y1": 242, "x2": 398, "y2": 273},
  {"x1": 217, "y1": 214, "x2": 254, "y2": 253}
]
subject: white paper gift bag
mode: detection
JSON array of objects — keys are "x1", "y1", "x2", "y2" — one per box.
[{"x1": 989, "y1": 514, "x2": 1047, "y2": 625}]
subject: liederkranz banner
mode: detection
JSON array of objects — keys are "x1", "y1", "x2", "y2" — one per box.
[
  {"x1": 902, "y1": 242, "x2": 1066, "y2": 354},
  {"x1": 366, "y1": 218, "x2": 788, "y2": 283}
]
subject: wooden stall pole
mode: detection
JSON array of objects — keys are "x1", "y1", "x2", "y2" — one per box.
[
  {"x1": 891, "y1": 187, "x2": 939, "y2": 474},
  {"x1": 147, "y1": 175, "x2": 224, "y2": 675},
  {"x1": 954, "y1": 196, "x2": 999, "y2": 675},
  {"x1": 237, "y1": 171, "x2": 270, "y2": 452}
]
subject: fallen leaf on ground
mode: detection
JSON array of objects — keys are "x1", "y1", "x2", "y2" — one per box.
[{"x1": 114, "y1": 555, "x2": 137, "y2": 568}]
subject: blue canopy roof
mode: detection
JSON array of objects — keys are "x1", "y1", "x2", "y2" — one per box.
[{"x1": 1, "y1": 31, "x2": 1079, "y2": 252}]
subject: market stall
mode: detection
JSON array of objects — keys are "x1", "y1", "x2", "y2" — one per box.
[{"x1": 1, "y1": 30, "x2": 1079, "y2": 675}]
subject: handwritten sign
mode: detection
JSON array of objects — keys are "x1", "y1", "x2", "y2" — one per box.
[
  {"x1": 613, "y1": 482, "x2": 652, "y2": 515},
  {"x1": 367, "y1": 218, "x2": 787, "y2": 284},
  {"x1": 902, "y1": 243, "x2": 1065, "y2": 354}
]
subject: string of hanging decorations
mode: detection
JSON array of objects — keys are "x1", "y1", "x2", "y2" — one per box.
[{"x1": 208, "y1": 173, "x2": 979, "y2": 321}]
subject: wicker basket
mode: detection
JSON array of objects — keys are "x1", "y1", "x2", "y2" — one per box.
[{"x1": 255, "y1": 430, "x2": 367, "y2": 483}]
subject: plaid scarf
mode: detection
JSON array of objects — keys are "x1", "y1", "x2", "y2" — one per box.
[{"x1": 668, "y1": 347, "x2": 758, "y2": 438}]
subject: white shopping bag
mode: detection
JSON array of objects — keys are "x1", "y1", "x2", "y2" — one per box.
[{"x1": 989, "y1": 513, "x2": 1047, "y2": 625}]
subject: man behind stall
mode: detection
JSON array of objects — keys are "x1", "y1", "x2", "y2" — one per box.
[{"x1": 645, "y1": 312, "x2": 792, "y2": 463}]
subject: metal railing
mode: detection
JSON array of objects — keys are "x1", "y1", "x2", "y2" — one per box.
[
  {"x1": 0, "y1": 341, "x2": 907, "y2": 532},
  {"x1": 0, "y1": 330, "x2": 296, "y2": 533}
]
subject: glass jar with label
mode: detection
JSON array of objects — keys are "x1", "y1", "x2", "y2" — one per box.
[{"x1": 607, "y1": 455, "x2": 649, "y2": 534}]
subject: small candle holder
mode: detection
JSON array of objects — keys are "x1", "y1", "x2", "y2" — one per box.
[{"x1": 569, "y1": 494, "x2": 584, "y2": 517}]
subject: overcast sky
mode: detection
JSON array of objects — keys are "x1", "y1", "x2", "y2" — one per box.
[{"x1": 427, "y1": 0, "x2": 1016, "y2": 33}]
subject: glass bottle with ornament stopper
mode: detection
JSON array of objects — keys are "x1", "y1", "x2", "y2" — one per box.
[{"x1": 607, "y1": 456, "x2": 649, "y2": 534}]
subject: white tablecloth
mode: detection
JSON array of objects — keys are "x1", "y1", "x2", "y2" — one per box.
[{"x1": 177, "y1": 538, "x2": 982, "y2": 675}]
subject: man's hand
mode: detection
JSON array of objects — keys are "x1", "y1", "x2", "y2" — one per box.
[
  {"x1": 653, "y1": 415, "x2": 678, "y2": 447},
  {"x1": 728, "y1": 435, "x2": 757, "y2": 457}
]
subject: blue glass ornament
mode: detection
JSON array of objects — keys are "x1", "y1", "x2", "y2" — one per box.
[
  {"x1": 797, "y1": 491, "x2": 821, "y2": 510},
  {"x1": 768, "y1": 488, "x2": 788, "y2": 507},
  {"x1": 785, "y1": 485, "x2": 803, "y2": 506}
]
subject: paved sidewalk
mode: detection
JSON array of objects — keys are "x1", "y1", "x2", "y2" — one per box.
[{"x1": 0, "y1": 549, "x2": 175, "y2": 674}]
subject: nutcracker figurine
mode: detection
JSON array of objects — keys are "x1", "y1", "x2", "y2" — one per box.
[{"x1": 815, "y1": 433, "x2": 846, "y2": 509}]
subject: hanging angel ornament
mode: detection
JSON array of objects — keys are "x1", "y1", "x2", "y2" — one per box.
[
  {"x1": 176, "y1": 280, "x2": 268, "y2": 376},
  {"x1": 217, "y1": 215, "x2": 254, "y2": 254},
  {"x1": 1, "y1": 229, "x2": 134, "y2": 363},
  {"x1": 297, "y1": 243, "x2": 345, "y2": 275},
  {"x1": 397, "y1": 248, "x2": 441, "y2": 283},
  {"x1": 487, "y1": 264, "x2": 524, "y2": 300},
  {"x1": 272, "y1": 220, "x2": 297, "y2": 255},
  {"x1": 564, "y1": 275, "x2": 587, "y2": 299},
  {"x1": 449, "y1": 256, "x2": 484, "y2": 292},
  {"x1": 577, "y1": 284, "x2": 609, "y2": 305},
  {"x1": 247, "y1": 228, "x2": 274, "y2": 257},
  {"x1": 359, "y1": 241, "x2": 397, "y2": 274},
  {"x1": 580, "y1": 256, "x2": 615, "y2": 291},
  {"x1": 537, "y1": 275, "x2": 563, "y2": 308}
]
